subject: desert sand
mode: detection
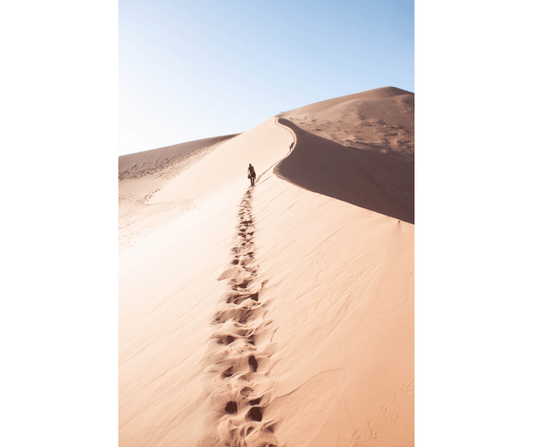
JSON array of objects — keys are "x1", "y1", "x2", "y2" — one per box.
[{"x1": 119, "y1": 86, "x2": 414, "y2": 447}]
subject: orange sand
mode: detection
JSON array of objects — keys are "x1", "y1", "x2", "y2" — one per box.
[{"x1": 119, "y1": 87, "x2": 414, "y2": 446}]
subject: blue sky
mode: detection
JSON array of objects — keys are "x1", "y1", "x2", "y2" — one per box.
[{"x1": 119, "y1": 0, "x2": 414, "y2": 155}]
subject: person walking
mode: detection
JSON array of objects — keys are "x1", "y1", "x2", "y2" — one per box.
[{"x1": 247, "y1": 163, "x2": 256, "y2": 187}]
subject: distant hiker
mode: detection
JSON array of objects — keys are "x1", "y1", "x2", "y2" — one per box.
[{"x1": 247, "y1": 164, "x2": 256, "y2": 187}]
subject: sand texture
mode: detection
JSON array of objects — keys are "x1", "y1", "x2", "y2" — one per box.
[{"x1": 119, "y1": 86, "x2": 414, "y2": 446}]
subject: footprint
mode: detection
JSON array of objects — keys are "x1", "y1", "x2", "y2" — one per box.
[
  {"x1": 246, "y1": 406, "x2": 263, "y2": 422},
  {"x1": 224, "y1": 401, "x2": 237, "y2": 414},
  {"x1": 248, "y1": 355, "x2": 258, "y2": 372}
]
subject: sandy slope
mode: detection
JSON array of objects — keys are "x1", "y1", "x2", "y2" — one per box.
[
  {"x1": 119, "y1": 135, "x2": 238, "y2": 249},
  {"x1": 277, "y1": 86, "x2": 414, "y2": 223},
  {"x1": 119, "y1": 87, "x2": 414, "y2": 446}
]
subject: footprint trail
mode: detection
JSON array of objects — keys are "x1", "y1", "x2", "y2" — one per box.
[
  {"x1": 206, "y1": 187, "x2": 279, "y2": 447},
  {"x1": 203, "y1": 119, "x2": 295, "y2": 447}
]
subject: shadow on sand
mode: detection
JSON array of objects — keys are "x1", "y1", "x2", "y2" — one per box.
[{"x1": 275, "y1": 118, "x2": 414, "y2": 224}]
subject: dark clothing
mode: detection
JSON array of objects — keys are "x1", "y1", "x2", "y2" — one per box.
[{"x1": 248, "y1": 165, "x2": 256, "y2": 186}]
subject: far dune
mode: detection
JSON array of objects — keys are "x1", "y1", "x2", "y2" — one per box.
[{"x1": 277, "y1": 87, "x2": 414, "y2": 223}]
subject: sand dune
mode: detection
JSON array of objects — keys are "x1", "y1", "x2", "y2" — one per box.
[
  {"x1": 119, "y1": 135, "x2": 239, "y2": 249},
  {"x1": 275, "y1": 117, "x2": 413, "y2": 223},
  {"x1": 119, "y1": 134, "x2": 239, "y2": 180},
  {"x1": 119, "y1": 87, "x2": 414, "y2": 446},
  {"x1": 277, "y1": 87, "x2": 414, "y2": 223}
]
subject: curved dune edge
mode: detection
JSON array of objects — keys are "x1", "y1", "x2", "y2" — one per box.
[
  {"x1": 275, "y1": 86, "x2": 414, "y2": 224},
  {"x1": 275, "y1": 118, "x2": 414, "y2": 223},
  {"x1": 119, "y1": 87, "x2": 414, "y2": 447}
]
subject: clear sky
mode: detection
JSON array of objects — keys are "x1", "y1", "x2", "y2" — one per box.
[{"x1": 119, "y1": 0, "x2": 414, "y2": 155}]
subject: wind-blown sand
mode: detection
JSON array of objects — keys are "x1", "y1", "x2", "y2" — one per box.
[{"x1": 119, "y1": 86, "x2": 414, "y2": 446}]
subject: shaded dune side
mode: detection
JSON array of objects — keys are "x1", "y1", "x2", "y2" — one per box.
[
  {"x1": 119, "y1": 134, "x2": 239, "y2": 179},
  {"x1": 274, "y1": 118, "x2": 414, "y2": 224}
]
